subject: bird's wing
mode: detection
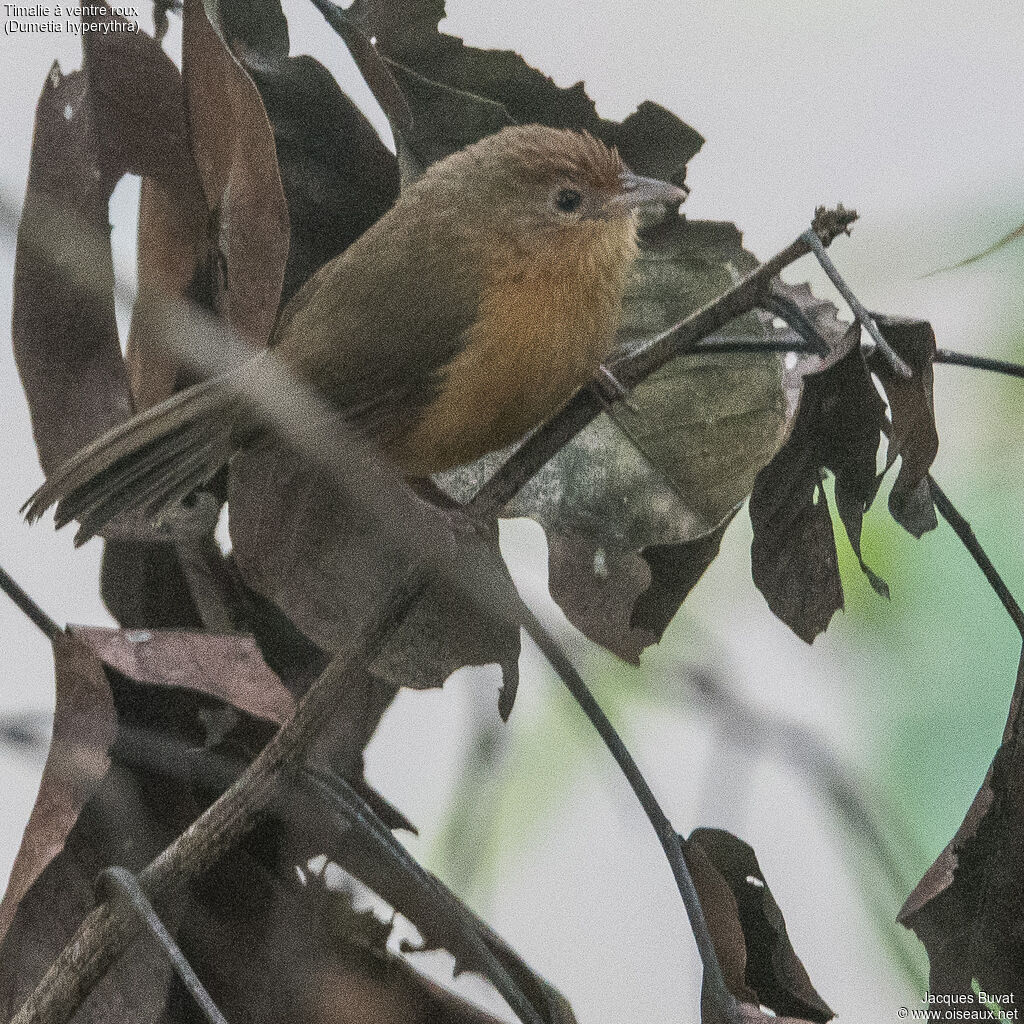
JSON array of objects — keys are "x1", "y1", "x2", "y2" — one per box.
[{"x1": 269, "y1": 206, "x2": 480, "y2": 449}]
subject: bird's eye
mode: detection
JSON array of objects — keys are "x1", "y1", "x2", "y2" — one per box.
[{"x1": 555, "y1": 187, "x2": 583, "y2": 214}]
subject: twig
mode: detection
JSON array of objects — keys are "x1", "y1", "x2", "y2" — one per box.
[
  {"x1": 0, "y1": 564, "x2": 63, "y2": 641},
  {"x1": 921, "y1": 219, "x2": 1024, "y2": 277},
  {"x1": 691, "y1": 337, "x2": 818, "y2": 358},
  {"x1": 802, "y1": 228, "x2": 912, "y2": 378},
  {"x1": 471, "y1": 205, "x2": 859, "y2": 514},
  {"x1": 762, "y1": 289, "x2": 831, "y2": 356},
  {"x1": 518, "y1": 607, "x2": 739, "y2": 1023},
  {"x1": 935, "y1": 348, "x2": 1024, "y2": 380},
  {"x1": 928, "y1": 475, "x2": 1024, "y2": 638},
  {"x1": 95, "y1": 868, "x2": 229, "y2": 1024},
  {"x1": 8, "y1": 573, "x2": 426, "y2": 1024}
]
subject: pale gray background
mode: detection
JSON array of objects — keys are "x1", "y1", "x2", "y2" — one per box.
[{"x1": 2, "y1": 1, "x2": 1023, "y2": 1021}]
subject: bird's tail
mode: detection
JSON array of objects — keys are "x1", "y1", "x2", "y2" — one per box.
[{"x1": 23, "y1": 370, "x2": 245, "y2": 545}]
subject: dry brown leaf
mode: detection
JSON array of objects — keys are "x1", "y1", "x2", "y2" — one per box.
[{"x1": 684, "y1": 828, "x2": 833, "y2": 1023}]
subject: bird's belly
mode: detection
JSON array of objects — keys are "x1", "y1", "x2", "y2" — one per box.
[{"x1": 391, "y1": 277, "x2": 617, "y2": 474}]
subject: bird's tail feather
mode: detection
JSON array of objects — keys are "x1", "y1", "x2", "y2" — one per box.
[{"x1": 23, "y1": 372, "x2": 242, "y2": 545}]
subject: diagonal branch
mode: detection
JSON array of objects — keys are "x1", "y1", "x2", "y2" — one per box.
[
  {"x1": 0, "y1": 564, "x2": 63, "y2": 641},
  {"x1": 518, "y1": 607, "x2": 738, "y2": 1021},
  {"x1": 801, "y1": 228, "x2": 911, "y2": 378},
  {"x1": 470, "y1": 205, "x2": 858, "y2": 514},
  {"x1": 928, "y1": 475, "x2": 1024, "y2": 638}
]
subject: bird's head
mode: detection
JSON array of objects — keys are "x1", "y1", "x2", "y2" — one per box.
[{"x1": 415, "y1": 125, "x2": 689, "y2": 252}]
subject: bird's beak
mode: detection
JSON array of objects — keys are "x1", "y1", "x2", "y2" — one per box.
[{"x1": 615, "y1": 170, "x2": 689, "y2": 209}]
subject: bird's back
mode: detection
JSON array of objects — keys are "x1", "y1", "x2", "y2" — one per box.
[{"x1": 270, "y1": 187, "x2": 483, "y2": 452}]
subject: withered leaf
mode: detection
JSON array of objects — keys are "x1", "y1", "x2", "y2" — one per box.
[
  {"x1": 0, "y1": 629, "x2": 501, "y2": 1023},
  {"x1": 213, "y1": 0, "x2": 400, "y2": 303},
  {"x1": 0, "y1": 636, "x2": 116, "y2": 951},
  {"x1": 102, "y1": 0, "x2": 211, "y2": 413},
  {"x1": 546, "y1": 532, "x2": 658, "y2": 664},
  {"x1": 182, "y1": 0, "x2": 289, "y2": 346},
  {"x1": 228, "y1": 442, "x2": 520, "y2": 705},
  {"x1": 683, "y1": 828, "x2": 833, "y2": 1024},
  {"x1": 13, "y1": 61, "x2": 132, "y2": 473},
  {"x1": 750, "y1": 322, "x2": 889, "y2": 643},
  {"x1": 348, "y1": 0, "x2": 702, "y2": 184},
  {"x1": 126, "y1": 176, "x2": 211, "y2": 411},
  {"x1": 89, "y1": 2, "x2": 210, "y2": 406},
  {"x1": 72, "y1": 626, "x2": 294, "y2": 725},
  {"x1": 632, "y1": 516, "x2": 734, "y2": 645},
  {"x1": 546, "y1": 516, "x2": 732, "y2": 664},
  {"x1": 750, "y1": 303, "x2": 943, "y2": 641},
  {"x1": 249, "y1": 52, "x2": 400, "y2": 304},
  {"x1": 750, "y1": 469, "x2": 843, "y2": 646},
  {"x1": 899, "y1": 648, "x2": 1024, "y2": 1000},
  {"x1": 289, "y1": 768, "x2": 576, "y2": 1024},
  {"x1": 870, "y1": 315, "x2": 939, "y2": 537}
]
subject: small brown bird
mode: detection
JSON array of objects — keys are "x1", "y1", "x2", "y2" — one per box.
[{"x1": 25, "y1": 125, "x2": 687, "y2": 541}]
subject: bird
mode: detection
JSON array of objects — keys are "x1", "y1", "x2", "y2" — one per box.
[{"x1": 24, "y1": 124, "x2": 688, "y2": 543}]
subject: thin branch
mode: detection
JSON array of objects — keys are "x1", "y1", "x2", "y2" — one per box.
[
  {"x1": 470, "y1": 205, "x2": 859, "y2": 514},
  {"x1": 762, "y1": 288, "x2": 831, "y2": 356},
  {"x1": 0, "y1": 564, "x2": 63, "y2": 641},
  {"x1": 95, "y1": 868, "x2": 229, "y2": 1024},
  {"x1": 922, "y1": 219, "x2": 1024, "y2": 277},
  {"x1": 802, "y1": 228, "x2": 912, "y2": 378},
  {"x1": 518, "y1": 607, "x2": 739, "y2": 1023},
  {"x1": 928, "y1": 475, "x2": 1024, "y2": 638},
  {"x1": 691, "y1": 337, "x2": 818, "y2": 358},
  {"x1": 935, "y1": 348, "x2": 1024, "y2": 380}
]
